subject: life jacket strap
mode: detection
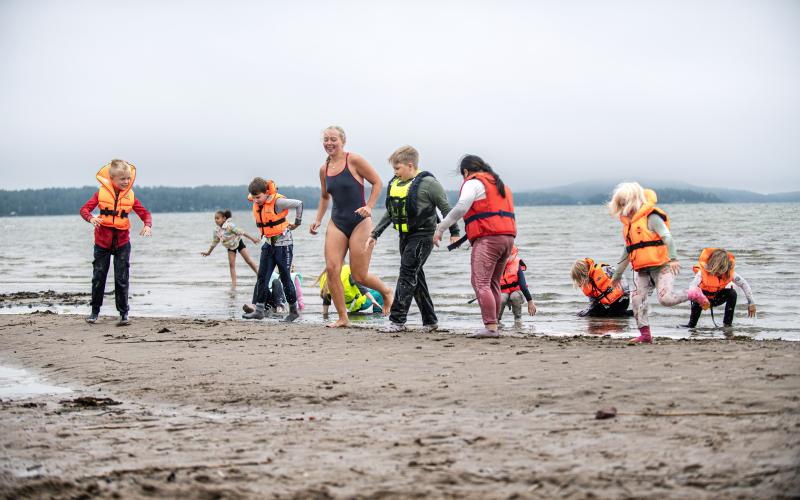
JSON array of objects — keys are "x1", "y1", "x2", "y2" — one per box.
[
  {"x1": 257, "y1": 217, "x2": 287, "y2": 228},
  {"x1": 447, "y1": 235, "x2": 468, "y2": 251},
  {"x1": 464, "y1": 210, "x2": 515, "y2": 226},
  {"x1": 625, "y1": 239, "x2": 664, "y2": 253},
  {"x1": 501, "y1": 281, "x2": 519, "y2": 291},
  {"x1": 99, "y1": 208, "x2": 117, "y2": 217}
]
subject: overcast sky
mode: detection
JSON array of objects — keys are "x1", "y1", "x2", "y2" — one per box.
[{"x1": 1, "y1": 0, "x2": 798, "y2": 193}]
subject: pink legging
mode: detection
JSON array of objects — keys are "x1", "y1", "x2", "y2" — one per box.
[
  {"x1": 631, "y1": 265, "x2": 690, "y2": 328},
  {"x1": 470, "y1": 235, "x2": 515, "y2": 326}
]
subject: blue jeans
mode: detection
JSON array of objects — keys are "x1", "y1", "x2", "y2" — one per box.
[{"x1": 252, "y1": 243, "x2": 296, "y2": 306}]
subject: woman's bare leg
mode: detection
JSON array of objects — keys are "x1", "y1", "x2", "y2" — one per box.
[
  {"x1": 348, "y1": 219, "x2": 393, "y2": 315},
  {"x1": 324, "y1": 222, "x2": 351, "y2": 327},
  {"x1": 240, "y1": 247, "x2": 259, "y2": 274},
  {"x1": 228, "y1": 251, "x2": 238, "y2": 290}
]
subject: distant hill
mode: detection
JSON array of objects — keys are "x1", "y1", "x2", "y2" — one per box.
[{"x1": 1, "y1": 182, "x2": 798, "y2": 216}]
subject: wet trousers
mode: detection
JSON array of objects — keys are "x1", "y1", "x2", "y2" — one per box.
[
  {"x1": 470, "y1": 235, "x2": 515, "y2": 326},
  {"x1": 91, "y1": 242, "x2": 131, "y2": 314},
  {"x1": 631, "y1": 265, "x2": 689, "y2": 328}
]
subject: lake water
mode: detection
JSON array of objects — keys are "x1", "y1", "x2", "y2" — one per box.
[{"x1": 0, "y1": 204, "x2": 797, "y2": 341}]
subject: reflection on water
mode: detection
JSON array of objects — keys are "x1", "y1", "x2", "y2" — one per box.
[
  {"x1": 0, "y1": 203, "x2": 798, "y2": 341},
  {"x1": 0, "y1": 366, "x2": 71, "y2": 399}
]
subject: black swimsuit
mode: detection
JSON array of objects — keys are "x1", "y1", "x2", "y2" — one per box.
[{"x1": 326, "y1": 153, "x2": 366, "y2": 238}]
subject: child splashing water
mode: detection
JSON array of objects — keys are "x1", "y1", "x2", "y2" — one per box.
[
  {"x1": 201, "y1": 210, "x2": 260, "y2": 289},
  {"x1": 685, "y1": 248, "x2": 756, "y2": 328},
  {"x1": 608, "y1": 182, "x2": 708, "y2": 344}
]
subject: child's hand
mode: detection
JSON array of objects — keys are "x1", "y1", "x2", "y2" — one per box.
[
  {"x1": 89, "y1": 217, "x2": 102, "y2": 227},
  {"x1": 449, "y1": 236, "x2": 461, "y2": 245},
  {"x1": 528, "y1": 301, "x2": 537, "y2": 316},
  {"x1": 365, "y1": 237, "x2": 377, "y2": 252},
  {"x1": 200, "y1": 251, "x2": 210, "y2": 257},
  {"x1": 432, "y1": 232, "x2": 442, "y2": 247},
  {"x1": 288, "y1": 223, "x2": 299, "y2": 230},
  {"x1": 140, "y1": 226, "x2": 152, "y2": 237},
  {"x1": 748, "y1": 304, "x2": 757, "y2": 318},
  {"x1": 309, "y1": 221, "x2": 321, "y2": 235},
  {"x1": 668, "y1": 260, "x2": 681, "y2": 275}
]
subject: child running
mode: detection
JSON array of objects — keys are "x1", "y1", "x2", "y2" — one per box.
[
  {"x1": 367, "y1": 145, "x2": 460, "y2": 332},
  {"x1": 310, "y1": 125, "x2": 393, "y2": 328},
  {"x1": 316, "y1": 265, "x2": 384, "y2": 317},
  {"x1": 434, "y1": 155, "x2": 517, "y2": 339},
  {"x1": 571, "y1": 257, "x2": 631, "y2": 317},
  {"x1": 242, "y1": 178, "x2": 302, "y2": 322},
  {"x1": 201, "y1": 210, "x2": 260, "y2": 289},
  {"x1": 79, "y1": 159, "x2": 152, "y2": 325},
  {"x1": 608, "y1": 182, "x2": 708, "y2": 344},
  {"x1": 685, "y1": 248, "x2": 756, "y2": 328},
  {"x1": 498, "y1": 246, "x2": 537, "y2": 328}
]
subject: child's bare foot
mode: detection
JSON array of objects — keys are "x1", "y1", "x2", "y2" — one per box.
[
  {"x1": 382, "y1": 290, "x2": 394, "y2": 316},
  {"x1": 326, "y1": 319, "x2": 350, "y2": 328}
]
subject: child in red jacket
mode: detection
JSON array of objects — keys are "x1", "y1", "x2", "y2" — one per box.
[{"x1": 79, "y1": 159, "x2": 152, "y2": 325}]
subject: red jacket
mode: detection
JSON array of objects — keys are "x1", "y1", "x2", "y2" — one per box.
[{"x1": 80, "y1": 192, "x2": 152, "y2": 249}]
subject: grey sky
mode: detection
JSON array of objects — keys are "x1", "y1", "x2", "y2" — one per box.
[{"x1": 1, "y1": 0, "x2": 799, "y2": 193}]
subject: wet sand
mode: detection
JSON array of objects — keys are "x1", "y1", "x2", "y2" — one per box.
[{"x1": 0, "y1": 312, "x2": 798, "y2": 499}]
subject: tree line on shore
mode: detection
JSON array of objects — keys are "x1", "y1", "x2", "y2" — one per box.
[{"x1": 0, "y1": 184, "x2": 739, "y2": 217}]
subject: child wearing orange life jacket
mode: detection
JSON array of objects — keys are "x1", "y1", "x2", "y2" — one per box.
[
  {"x1": 685, "y1": 248, "x2": 756, "y2": 328},
  {"x1": 498, "y1": 246, "x2": 537, "y2": 328},
  {"x1": 434, "y1": 155, "x2": 516, "y2": 339},
  {"x1": 241, "y1": 177, "x2": 303, "y2": 322},
  {"x1": 79, "y1": 159, "x2": 152, "y2": 326},
  {"x1": 571, "y1": 258, "x2": 631, "y2": 317},
  {"x1": 608, "y1": 182, "x2": 708, "y2": 344}
]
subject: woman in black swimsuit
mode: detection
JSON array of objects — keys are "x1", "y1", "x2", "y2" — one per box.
[{"x1": 310, "y1": 126, "x2": 393, "y2": 327}]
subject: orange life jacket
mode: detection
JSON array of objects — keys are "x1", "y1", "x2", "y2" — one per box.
[
  {"x1": 581, "y1": 258, "x2": 625, "y2": 305},
  {"x1": 252, "y1": 194, "x2": 289, "y2": 238},
  {"x1": 500, "y1": 246, "x2": 526, "y2": 294},
  {"x1": 692, "y1": 248, "x2": 735, "y2": 297},
  {"x1": 620, "y1": 189, "x2": 670, "y2": 271},
  {"x1": 96, "y1": 162, "x2": 136, "y2": 230},
  {"x1": 462, "y1": 172, "x2": 516, "y2": 243}
]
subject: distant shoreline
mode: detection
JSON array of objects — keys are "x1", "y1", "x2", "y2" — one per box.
[{"x1": 2, "y1": 184, "x2": 799, "y2": 217}]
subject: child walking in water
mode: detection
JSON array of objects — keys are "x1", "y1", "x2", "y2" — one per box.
[
  {"x1": 685, "y1": 248, "x2": 756, "y2": 328},
  {"x1": 498, "y1": 246, "x2": 537, "y2": 328},
  {"x1": 367, "y1": 145, "x2": 460, "y2": 332},
  {"x1": 201, "y1": 210, "x2": 259, "y2": 289},
  {"x1": 242, "y1": 178, "x2": 303, "y2": 322},
  {"x1": 310, "y1": 125, "x2": 393, "y2": 328},
  {"x1": 79, "y1": 159, "x2": 152, "y2": 325},
  {"x1": 434, "y1": 155, "x2": 517, "y2": 338},
  {"x1": 571, "y1": 258, "x2": 631, "y2": 317},
  {"x1": 608, "y1": 182, "x2": 708, "y2": 343}
]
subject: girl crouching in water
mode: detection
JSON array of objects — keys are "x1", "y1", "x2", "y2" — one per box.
[
  {"x1": 608, "y1": 182, "x2": 708, "y2": 344},
  {"x1": 201, "y1": 210, "x2": 260, "y2": 289}
]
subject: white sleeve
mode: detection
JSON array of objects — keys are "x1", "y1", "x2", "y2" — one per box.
[{"x1": 435, "y1": 179, "x2": 485, "y2": 236}]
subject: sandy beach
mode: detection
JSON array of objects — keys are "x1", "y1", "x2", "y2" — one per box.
[{"x1": 0, "y1": 312, "x2": 798, "y2": 499}]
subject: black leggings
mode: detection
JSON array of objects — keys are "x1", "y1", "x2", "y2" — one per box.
[{"x1": 687, "y1": 288, "x2": 737, "y2": 327}]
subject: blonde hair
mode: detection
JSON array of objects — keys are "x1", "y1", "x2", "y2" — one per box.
[
  {"x1": 570, "y1": 259, "x2": 590, "y2": 287},
  {"x1": 323, "y1": 125, "x2": 346, "y2": 143},
  {"x1": 608, "y1": 182, "x2": 647, "y2": 218},
  {"x1": 388, "y1": 145, "x2": 419, "y2": 168},
  {"x1": 108, "y1": 159, "x2": 131, "y2": 179},
  {"x1": 706, "y1": 249, "x2": 732, "y2": 276}
]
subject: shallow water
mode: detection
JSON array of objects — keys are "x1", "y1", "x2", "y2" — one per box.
[
  {"x1": 0, "y1": 365, "x2": 71, "y2": 400},
  {"x1": 0, "y1": 204, "x2": 797, "y2": 340}
]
